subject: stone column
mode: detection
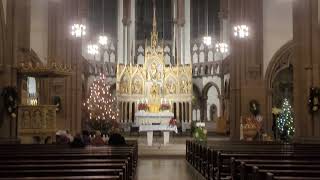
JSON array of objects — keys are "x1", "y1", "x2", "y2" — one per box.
[
  {"x1": 189, "y1": 102, "x2": 192, "y2": 123},
  {"x1": 176, "y1": 102, "x2": 180, "y2": 123},
  {"x1": 184, "y1": 0, "x2": 191, "y2": 64},
  {"x1": 117, "y1": 0, "x2": 124, "y2": 64},
  {"x1": 129, "y1": 102, "x2": 132, "y2": 123}
]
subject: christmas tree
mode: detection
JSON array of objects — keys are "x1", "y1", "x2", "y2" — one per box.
[
  {"x1": 84, "y1": 73, "x2": 119, "y2": 134},
  {"x1": 277, "y1": 98, "x2": 294, "y2": 140}
]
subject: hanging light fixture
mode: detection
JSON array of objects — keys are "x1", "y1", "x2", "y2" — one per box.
[
  {"x1": 98, "y1": 35, "x2": 108, "y2": 46},
  {"x1": 233, "y1": 0, "x2": 249, "y2": 39},
  {"x1": 233, "y1": 25, "x2": 249, "y2": 38},
  {"x1": 203, "y1": 36, "x2": 212, "y2": 46},
  {"x1": 71, "y1": 1, "x2": 86, "y2": 38},
  {"x1": 98, "y1": 0, "x2": 108, "y2": 46},
  {"x1": 71, "y1": 24, "x2": 86, "y2": 38},
  {"x1": 202, "y1": 0, "x2": 211, "y2": 46},
  {"x1": 88, "y1": 44, "x2": 99, "y2": 55},
  {"x1": 215, "y1": 42, "x2": 229, "y2": 53}
]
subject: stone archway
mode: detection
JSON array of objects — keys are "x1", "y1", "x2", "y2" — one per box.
[
  {"x1": 202, "y1": 82, "x2": 221, "y2": 121},
  {"x1": 265, "y1": 40, "x2": 294, "y2": 132}
]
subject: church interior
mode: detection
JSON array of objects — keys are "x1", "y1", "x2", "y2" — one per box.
[{"x1": 0, "y1": 0, "x2": 319, "y2": 179}]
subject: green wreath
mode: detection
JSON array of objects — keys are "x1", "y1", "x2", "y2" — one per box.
[{"x1": 249, "y1": 100, "x2": 260, "y2": 116}]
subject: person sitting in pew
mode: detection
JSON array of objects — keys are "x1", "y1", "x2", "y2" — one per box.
[
  {"x1": 70, "y1": 133, "x2": 85, "y2": 148},
  {"x1": 81, "y1": 130, "x2": 91, "y2": 145},
  {"x1": 108, "y1": 128, "x2": 126, "y2": 146},
  {"x1": 56, "y1": 130, "x2": 70, "y2": 144},
  {"x1": 91, "y1": 131, "x2": 105, "y2": 146}
]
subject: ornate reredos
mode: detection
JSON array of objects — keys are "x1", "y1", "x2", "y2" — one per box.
[{"x1": 116, "y1": 2, "x2": 192, "y2": 103}]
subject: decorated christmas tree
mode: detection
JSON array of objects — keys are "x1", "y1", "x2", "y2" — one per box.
[
  {"x1": 84, "y1": 73, "x2": 119, "y2": 134},
  {"x1": 277, "y1": 98, "x2": 294, "y2": 141}
]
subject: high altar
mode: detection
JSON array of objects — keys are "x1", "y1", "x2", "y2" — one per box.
[{"x1": 116, "y1": 8, "x2": 193, "y2": 126}]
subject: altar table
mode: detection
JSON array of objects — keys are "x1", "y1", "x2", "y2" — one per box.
[
  {"x1": 135, "y1": 111, "x2": 174, "y2": 125},
  {"x1": 139, "y1": 125, "x2": 178, "y2": 146}
]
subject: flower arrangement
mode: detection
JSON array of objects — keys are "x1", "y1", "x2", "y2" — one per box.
[
  {"x1": 192, "y1": 122, "x2": 207, "y2": 141},
  {"x1": 1, "y1": 87, "x2": 18, "y2": 119},
  {"x1": 138, "y1": 103, "x2": 149, "y2": 111},
  {"x1": 160, "y1": 103, "x2": 170, "y2": 111},
  {"x1": 169, "y1": 118, "x2": 177, "y2": 127},
  {"x1": 272, "y1": 107, "x2": 282, "y2": 115}
]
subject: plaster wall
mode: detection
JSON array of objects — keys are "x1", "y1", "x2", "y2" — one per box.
[
  {"x1": 263, "y1": 0, "x2": 293, "y2": 75},
  {"x1": 30, "y1": 0, "x2": 48, "y2": 62}
]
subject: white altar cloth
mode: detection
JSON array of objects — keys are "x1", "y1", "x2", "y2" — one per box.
[
  {"x1": 135, "y1": 111, "x2": 174, "y2": 125},
  {"x1": 139, "y1": 125, "x2": 178, "y2": 146}
]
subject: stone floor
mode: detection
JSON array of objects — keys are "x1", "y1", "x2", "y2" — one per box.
[
  {"x1": 136, "y1": 158, "x2": 205, "y2": 180},
  {"x1": 126, "y1": 136, "x2": 229, "y2": 157}
]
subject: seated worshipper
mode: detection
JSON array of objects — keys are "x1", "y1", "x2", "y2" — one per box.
[
  {"x1": 82, "y1": 130, "x2": 91, "y2": 145},
  {"x1": 70, "y1": 133, "x2": 85, "y2": 148},
  {"x1": 108, "y1": 128, "x2": 126, "y2": 146},
  {"x1": 56, "y1": 130, "x2": 70, "y2": 144},
  {"x1": 91, "y1": 131, "x2": 105, "y2": 146}
]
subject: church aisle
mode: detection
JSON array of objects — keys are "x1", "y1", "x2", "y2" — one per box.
[{"x1": 136, "y1": 158, "x2": 205, "y2": 180}]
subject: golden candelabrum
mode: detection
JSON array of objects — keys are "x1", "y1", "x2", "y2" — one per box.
[{"x1": 116, "y1": 19, "x2": 192, "y2": 111}]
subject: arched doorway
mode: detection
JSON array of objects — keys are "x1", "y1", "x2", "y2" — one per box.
[
  {"x1": 202, "y1": 82, "x2": 221, "y2": 121},
  {"x1": 265, "y1": 41, "x2": 294, "y2": 132}
]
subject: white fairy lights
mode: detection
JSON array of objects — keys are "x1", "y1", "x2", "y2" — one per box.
[
  {"x1": 71, "y1": 24, "x2": 86, "y2": 38},
  {"x1": 233, "y1": 25, "x2": 249, "y2": 38},
  {"x1": 84, "y1": 73, "x2": 119, "y2": 121}
]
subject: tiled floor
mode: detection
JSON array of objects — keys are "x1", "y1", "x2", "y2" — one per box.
[{"x1": 136, "y1": 158, "x2": 205, "y2": 180}]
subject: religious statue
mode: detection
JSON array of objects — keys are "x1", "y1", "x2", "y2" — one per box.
[
  {"x1": 120, "y1": 77, "x2": 129, "y2": 94},
  {"x1": 150, "y1": 83, "x2": 160, "y2": 98},
  {"x1": 22, "y1": 110, "x2": 31, "y2": 128},
  {"x1": 33, "y1": 110, "x2": 42, "y2": 129},
  {"x1": 132, "y1": 78, "x2": 142, "y2": 94},
  {"x1": 181, "y1": 80, "x2": 188, "y2": 94},
  {"x1": 166, "y1": 79, "x2": 176, "y2": 94},
  {"x1": 148, "y1": 63, "x2": 161, "y2": 81}
]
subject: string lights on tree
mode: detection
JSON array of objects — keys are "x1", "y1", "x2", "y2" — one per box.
[
  {"x1": 277, "y1": 98, "x2": 295, "y2": 141},
  {"x1": 84, "y1": 73, "x2": 119, "y2": 122}
]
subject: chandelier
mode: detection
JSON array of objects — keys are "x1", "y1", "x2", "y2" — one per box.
[
  {"x1": 71, "y1": 24, "x2": 86, "y2": 38},
  {"x1": 98, "y1": 35, "x2": 108, "y2": 46},
  {"x1": 233, "y1": 25, "x2": 249, "y2": 38},
  {"x1": 87, "y1": 44, "x2": 99, "y2": 55},
  {"x1": 215, "y1": 42, "x2": 229, "y2": 53},
  {"x1": 203, "y1": 36, "x2": 212, "y2": 46}
]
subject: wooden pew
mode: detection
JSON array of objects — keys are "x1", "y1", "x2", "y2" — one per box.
[
  {"x1": 0, "y1": 142, "x2": 138, "y2": 180},
  {"x1": 186, "y1": 140, "x2": 320, "y2": 180}
]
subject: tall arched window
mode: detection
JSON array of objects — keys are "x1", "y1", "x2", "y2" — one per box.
[
  {"x1": 135, "y1": 0, "x2": 172, "y2": 40},
  {"x1": 191, "y1": 0, "x2": 220, "y2": 40}
]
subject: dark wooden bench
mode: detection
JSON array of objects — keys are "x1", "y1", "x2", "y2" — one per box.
[{"x1": 0, "y1": 143, "x2": 138, "y2": 180}]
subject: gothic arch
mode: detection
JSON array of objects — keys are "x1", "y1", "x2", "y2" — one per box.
[
  {"x1": 265, "y1": 40, "x2": 294, "y2": 132},
  {"x1": 202, "y1": 82, "x2": 221, "y2": 99}
]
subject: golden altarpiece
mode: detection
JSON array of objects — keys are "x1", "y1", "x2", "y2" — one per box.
[
  {"x1": 116, "y1": 12, "x2": 192, "y2": 124},
  {"x1": 17, "y1": 49, "x2": 72, "y2": 143}
]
